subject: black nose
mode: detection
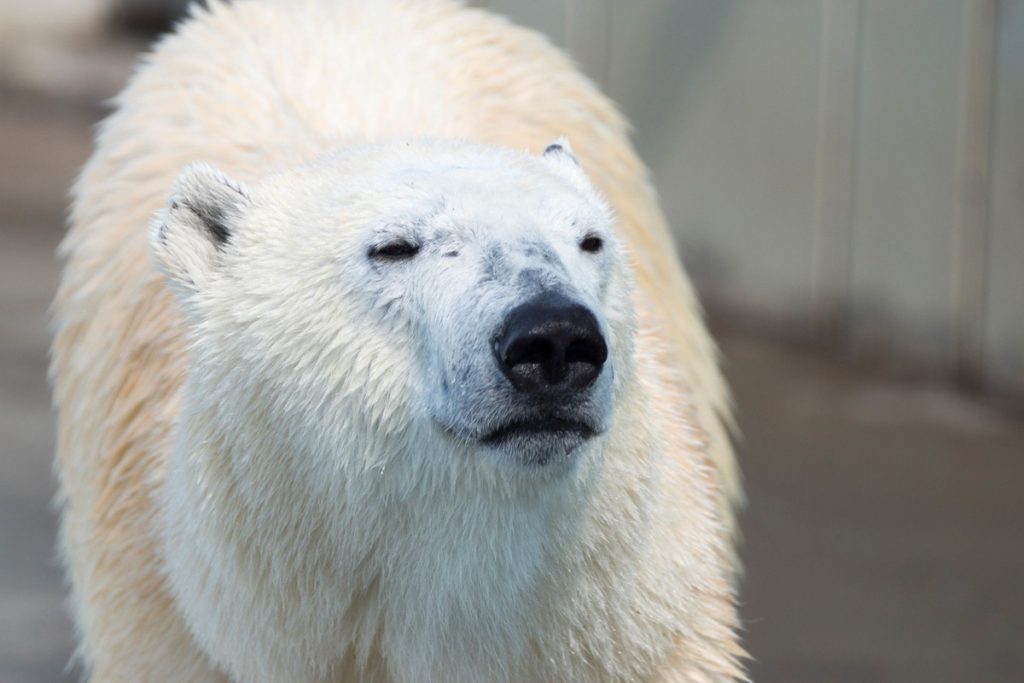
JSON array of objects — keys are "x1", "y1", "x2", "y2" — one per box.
[{"x1": 496, "y1": 292, "x2": 608, "y2": 395}]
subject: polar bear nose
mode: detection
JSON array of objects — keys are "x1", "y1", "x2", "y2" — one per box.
[{"x1": 496, "y1": 292, "x2": 608, "y2": 395}]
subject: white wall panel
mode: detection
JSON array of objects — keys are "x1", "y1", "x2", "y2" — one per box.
[
  {"x1": 986, "y1": 0, "x2": 1024, "y2": 393},
  {"x1": 605, "y1": 1, "x2": 824, "y2": 326},
  {"x1": 812, "y1": 0, "x2": 862, "y2": 338},
  {"x1": 482, "y1": 0, "x2": 567, "y2": 48},
  {"x1": 565, "y1": 0, "x2": 613, "y2": 86},
  {"x1": 850, "y1": 0, "x2": 964, "y2": 365},
  {"x1": 953, "y1": 0, "x2": 997, "y2": 384}
]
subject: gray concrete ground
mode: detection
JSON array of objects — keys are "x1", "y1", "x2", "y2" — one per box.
[
  {"x1": 2, "y1": 91, "x2": 1023, "y2": 683},
  {"x1": 0, "y1": 94, "x2": 86, "y2": 683}
]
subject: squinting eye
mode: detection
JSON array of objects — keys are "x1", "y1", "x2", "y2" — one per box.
[
  {"x1": 369, "y1": 240, "x2": 421, "y2": 260},
  {"x1": 579, "y1": 235, "x2": 604, "y2": 253}
]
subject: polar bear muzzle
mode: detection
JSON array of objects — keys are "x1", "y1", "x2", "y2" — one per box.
[{"x1": 472, "y1": 290, "x2": 609, "y2": 464}]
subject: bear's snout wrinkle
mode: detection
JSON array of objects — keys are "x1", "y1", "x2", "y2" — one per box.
[{"x1": 496, "y1": 291, "x2": 607, "y2": 395}]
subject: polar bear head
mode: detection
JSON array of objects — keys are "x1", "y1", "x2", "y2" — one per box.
[{"x1": 150, "y1": 139, "x2": 635, "y2": 488}]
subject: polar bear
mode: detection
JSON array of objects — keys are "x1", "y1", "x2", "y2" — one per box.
[{"x1": 51, "y1": 1, "x2": 743, "y2": 682}]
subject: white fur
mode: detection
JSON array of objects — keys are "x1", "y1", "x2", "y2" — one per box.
[{"x1": 52, "y1": 2, "x2": 743, "y2": 681}]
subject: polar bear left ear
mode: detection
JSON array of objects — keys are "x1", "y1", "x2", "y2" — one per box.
[{"x1": 149, "y1": 162, "x2": 252, "y2": 301}]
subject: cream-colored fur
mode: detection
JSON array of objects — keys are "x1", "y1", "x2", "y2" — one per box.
[{"x1": 51, "y1": 1, "x2": 744, "y2": 681}]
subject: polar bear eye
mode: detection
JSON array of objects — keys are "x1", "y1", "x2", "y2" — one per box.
[
  {"x1": 579, "y1": 235, "x2": 603, "y2": 254},
  {"x1": 369, "y1": 240, "x2": 421, "y2": 261}
]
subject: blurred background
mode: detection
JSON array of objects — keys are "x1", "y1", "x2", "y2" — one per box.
[{"x1": 1, "y1": 1, "x2": 1022, "y2": 681}]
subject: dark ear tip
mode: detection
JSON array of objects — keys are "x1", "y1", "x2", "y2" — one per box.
[{"x1": 543, "y1": 139, "x2": 581, "y2": 166}]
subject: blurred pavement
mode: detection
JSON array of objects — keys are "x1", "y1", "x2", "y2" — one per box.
[
  {"x1": 1, "y1": 88, "x2": 1022, "y2": 683},
  {"x1": 0, "y1": 93, "x2": 85, "y2": 683}
]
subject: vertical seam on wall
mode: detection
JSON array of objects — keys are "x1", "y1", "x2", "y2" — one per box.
[
  {"x1": 811, "y1": 0, "x2": 863, "y2": 344},
  {"x1": 952, "y1": 0, "x2": 997, "y2": 388}
]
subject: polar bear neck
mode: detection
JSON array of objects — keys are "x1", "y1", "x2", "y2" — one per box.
[{"x1": 159, "y1": 369, "x2": 725, "y2": 683}]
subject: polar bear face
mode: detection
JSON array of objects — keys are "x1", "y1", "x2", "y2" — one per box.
[{"x1": 151, "y1": 140, "x2": 635, "y2": 485}]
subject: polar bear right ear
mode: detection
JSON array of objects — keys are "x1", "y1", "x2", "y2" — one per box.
[
  {"x1": 541, "y1": 137, "x2": 594, "y2": 193},
  {"x1": 542, "y1": 137, "x2": 580, "y2": 165},
  {"x1": 150, "y1": 163, "x2": 251, "y2": 299}
]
